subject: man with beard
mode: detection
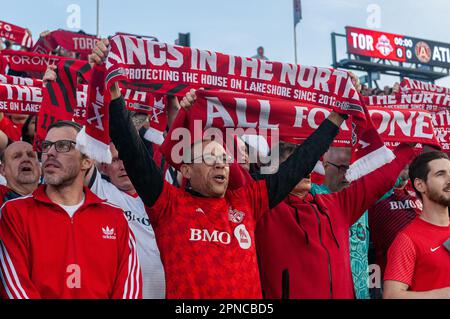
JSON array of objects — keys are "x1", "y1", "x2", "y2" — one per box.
[
  {"x1": 0, "y1": 141, "x2": 41, "y2": 206},
  {"x1": 0, "y1": 121, "x2": 141, "y2": 298},
  {"x1": 41, "y1": 64, "x2": 164, "y2": 299},
  {"x1": 383, "y1": 151, "x2": 450, "y2": 299}
]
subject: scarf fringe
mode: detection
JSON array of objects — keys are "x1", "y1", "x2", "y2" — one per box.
[
  {"x1": 143, "y1": 127, "x2": 165, "y2": 145},
  {"x1": 346, "y1": 145, "x2": 395, "y2": 183},
  {"x1": 76, "y1": 126, "x2": 112, "y2": 164}
]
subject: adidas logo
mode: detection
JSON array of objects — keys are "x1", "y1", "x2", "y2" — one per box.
[{"x1": 102, "y1": 226, "x2": 116, "y2": 240}]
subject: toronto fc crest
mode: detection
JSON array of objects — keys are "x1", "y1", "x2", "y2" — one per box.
[
  {"x1": 376, "y1": 35, "x2": 394, "y2": 57},
  {"x1": 228, "y1": 207, "x2": 245, "y2": 223}
]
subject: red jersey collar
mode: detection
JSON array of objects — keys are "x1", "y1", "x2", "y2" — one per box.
[{"x1": 33, "y1": 184, "x2": 106, "y2": 207}]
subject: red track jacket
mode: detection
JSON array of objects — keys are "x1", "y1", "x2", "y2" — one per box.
[
  {"x1": 256, "y1": 144, "x2": 415, "y2": 299},
  {"x1": 0, "y1": 185, "x2": 141, "y2": 299}
]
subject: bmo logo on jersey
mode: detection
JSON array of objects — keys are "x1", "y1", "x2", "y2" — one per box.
[
  {"x1": 190, "y1": 228, "x2": 231, "y2": 245},
  {"x1": 189, "y1": 225, "x2": 252, "y2": 249},
  {"x1": 389, "y1": 199, "x2": 423, "y2": 211}
]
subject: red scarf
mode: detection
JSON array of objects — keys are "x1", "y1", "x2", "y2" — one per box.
[
  {"x1": 0, "y1": 77, "x2": 166, "y2": 127},
  {"x1": 0, "y1": 55, "x2": 6, "y2": 74},
  {"x1": 159, "y1": 90, "x2": 439, "y2": 170},
  {"x1": 32, "y1": 29, "x2": 100, "y2": 60},
  {"x1": 364, "y1": 93, "x2": 450, "y2": 109},
  {"x1": 34, "y1": 60, "x2": 92, "y2": 152},
  {"x1": 345, "y1": 104, "x2": 395, "y2": 182},
  {"x1": 74, "y1": 64, "x2": 168, "y2": 163},
  {"x1": 0, "y1": 50, "x2": 85, "y2": 74},
  {"x1": 400, "y1": 77, "x2": 450, "y2": 95},
  {"x1": 365, "y1": 94, "x2": 447, "y2": 151},
  {"x1": 0, "y1": 82, "x2": 42, "y2": 114},
  {"x1": 105, "y1": 35, "x2": 367, "y2": 127},
  {"x1": 76, "y1": 64, "x2": 112, "y2": 163},
  {"x1": 0, "y1": 73, "x2": 43, "y2": 86},
  {"x1": 0, "y1": 20, "x2": 33, "y2": 48}
]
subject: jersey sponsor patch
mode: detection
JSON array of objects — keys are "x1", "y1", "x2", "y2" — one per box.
[{"x1": 234, "y1": 224, "x2": 251, "y2": 249}]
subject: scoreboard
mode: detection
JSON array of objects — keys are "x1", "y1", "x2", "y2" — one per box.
[{"x1": 346, "y1": 26, "x2": 450, "y2": 68}]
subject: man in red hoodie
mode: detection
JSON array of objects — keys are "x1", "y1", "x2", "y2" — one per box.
[
  {"x1": 255, "y1": 141, "x2": 415, "y2": 299},
  {"x1": 0, "y1": 121, "x2": 141, "y2": 299}
]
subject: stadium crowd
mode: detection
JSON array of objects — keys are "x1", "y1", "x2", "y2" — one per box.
[{"x1": 0, "y1": 24, "x2": 448, "y2": 300}]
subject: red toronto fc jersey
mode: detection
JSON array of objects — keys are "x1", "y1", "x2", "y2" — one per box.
[
  {"x1": 368, "y1": 188, "x2": 422, "y2": 275},
  {"x1": 147, "y1": 180, "x2": 269, "y2": 299},
  {"x1": 384, "y1": 217, "x2": 450, "y2": 292}
]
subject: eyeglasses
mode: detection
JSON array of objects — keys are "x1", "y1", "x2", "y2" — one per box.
[
  {"x1": 191, "y1": 154, "x2": 233, "y2": 166},
  {"x1": 326, "y1": 161, "x2": 349, "y2": 173},
  {"x1": 41, "y1": 140, "x2": 76, "y2": 153}
]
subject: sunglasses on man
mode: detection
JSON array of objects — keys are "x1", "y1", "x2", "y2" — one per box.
[{"x1": 326, "y1": 161, "x2": 350, "y2": 173}]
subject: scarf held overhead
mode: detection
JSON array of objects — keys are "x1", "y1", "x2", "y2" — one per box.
[
  {"x1": 0, "y1": 74, "x2": 167, "y2": 131},
  {"x1": 365, "y1": 93, "x2": 448, "y2": 151},
  {"x1": 76, "y1": 64, "x2": 112, "y2": 163},
  {"x1": 400, "y1": 77, "x2": 450, "y2": 95},
  {"x1": 0, "y1": 50, "x2": 86, "y2": 74},
  {"x1": 160, "y1": 90, "x2": 439, "y2": 169},
  {"x1": 32, "y1": 29, "x2": 101, "y2": 60},
  {"x1": 34, "y1": 60, "x2": 92, "y2": 152},
  {"x1": 0, "y1": 20, "x2": 33, "y2": 48},
  {"x1": 105, "y1": 35, "x2": 367, "y2": 125}
]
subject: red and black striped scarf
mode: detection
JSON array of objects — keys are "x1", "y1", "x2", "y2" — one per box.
[{"x1": 34, "y1": 60, "x2": 91, "y2": 152}]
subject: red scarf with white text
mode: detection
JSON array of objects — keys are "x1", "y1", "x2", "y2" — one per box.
[
  {"x1": 0, "y1": 20, "x2": 33, "y2": 48},
  {"x1": 0, "y1": 50, "x2": 86, "y2": 75},
  {"x1": 159, "y1": 90, "x2": 439, "y2": 169},
  {"x1": 365, "y1": 93, "x2": 449, "y2": 151},
  {"x1": 76, "y1": 64, "x2": 112, "y2": 163},
  {"x1": 32, "y1": 29, "x2": 100, "y2": 60},
  {"x1": 34, "y1": 60, "x2": 92, "y2": 152},
  {"x1": 105, "y1": 35, "x2": 367, "y2": 128}
]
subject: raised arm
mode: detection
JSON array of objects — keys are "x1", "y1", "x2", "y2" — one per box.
[
  {"x1": 109, "y1": 96, "x2": 164, "y2": 207},
  {"x1": 265, "y1": 112, "x2": 344, "y2": 209},
  {"x1": 177, "y1": 88, "x2": 345, "y2": 209},
  {"x1": 90, "y1": 39, "x2": 164, "y2": 208},
  {"x1": 332, "y1": 143, "x2": 415, "y2": 226}
]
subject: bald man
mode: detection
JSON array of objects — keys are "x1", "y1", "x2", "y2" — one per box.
[
  {"x1": 0, "y1": 141, "x2": 41, "y2": 206},
  {"x1": 311, "y1": 147, "x2": 370, "y2": 299},
  {"x1": 317, "y1": 147, "x2": 352, "y2": 193}
]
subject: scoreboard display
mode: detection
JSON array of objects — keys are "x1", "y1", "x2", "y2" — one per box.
[{"x1": 346, "y1": 26, "x2": 450, "y2": 68}]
